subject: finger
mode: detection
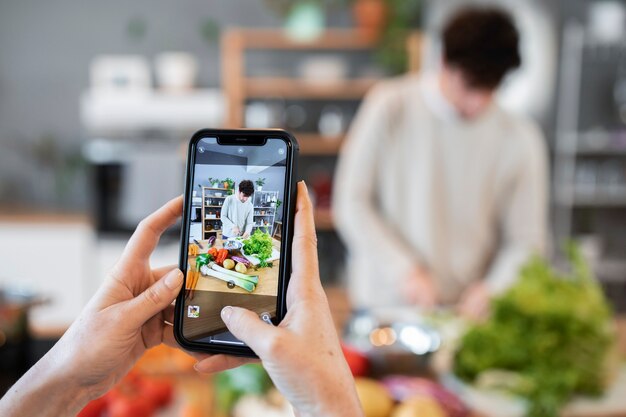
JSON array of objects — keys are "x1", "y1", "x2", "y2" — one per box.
[
  {"x1": 120, "y1": 196, "x2": 183, "y2": 264},
  {"x1": 125, "y1": 268, "x2": 183, "y2": 327},
  {"x1": 221, "y1": 306, "x2": 281, "y2": 355},
  {"x1": 194, "y1": 354, "x2": 258, "y2": 374},
  {"x1": 163, "y1": 304, "x2": 175, "y2": 324},
  {"x1": 153, "y1": 264, "x2": 179, "y2": 280},
  {"x1": 289, "y1": 181, "x2": 322, "y2": 298}
]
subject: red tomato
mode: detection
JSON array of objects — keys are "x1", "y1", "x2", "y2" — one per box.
[
  {"x1": 77, "y1": 396, "x2": 107, "y2": 417},
  {"x1": 108, "y1": 395, "x2": 155, "y2": 417},
  {"x1": 138, "y1": 377, "x2": 174, "y2": 408},
  {"x1": 341, "y1": 343, "x2": 370, "y2": 377}
]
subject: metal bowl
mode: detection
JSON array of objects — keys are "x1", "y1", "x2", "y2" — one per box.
[{"x1": 223, "y1": 239, "x2": 242, "y2": 253}]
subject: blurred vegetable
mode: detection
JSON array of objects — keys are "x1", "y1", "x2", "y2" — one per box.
[
  {"x1": 195, "y1": 253, "x2": 213, "y2": 270},
  {"x1": 223, "y1": 259, "x2": 235, "y2": 270},
  {"x1": 235, "y1": 262, "x2": 248, "y2": 274},
  {"x1": 391, "y1": 396, "x2": 447, "y2": 417},
  {"x1": 200, "y1": 266, "x2": 256, "y2": 292},
  {"x1": 211, "y1": 262, "x2": 258, "y2": 285},
  {"x1": 341, "y1": 343, "x2": 370, "y2": 377},
  {"x1": 215, "y1": 364, "x2": 273, "y2": 414},
  {"x1": 77, "y1": 396, "x2": 107, "y2": 417},
  {"x1": 188, "y1": 243, "x2": 199, "y2": 257},
  {"x1": 382, "y1": 376, "x2": 468, "y2": 417},
  {"x1": 354, "y1": 378, "x2": 394, "y2": 417},
  {"x1": 231, "y1": 255, "x2": 252, "y2": 267},
  {"x1": 208, "y1": 235, "x2": 216, "y2": 247},
  {"x1": 243, "y1": 229, "x2": 273, "y2": 267},
  {"x1": 454, "y1": 243, "x2": 615, "y2": 417},
  {"x1": 216, "y1": 248, "x2": 229, "y2": 265}
]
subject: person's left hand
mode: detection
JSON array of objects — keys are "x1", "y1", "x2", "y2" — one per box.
[
  {"x1": 44, "y1": 196, "x2": 188, "y2": 398},
  {"x1": 457, "y1": 282, "x2": 491, "y2": 321}
]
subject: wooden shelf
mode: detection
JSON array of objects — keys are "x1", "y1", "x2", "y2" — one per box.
[
  {"x1": 314, "y1": 208, "x2": 334, "y2": 231},
  {"x1": 228, "y1": 28, "x2": 378, "y2": 50},
  {"x1": 298, "y1": 134, "x2": 344, "y2": 155},
  {"x1": 244, "y1": 77, "x2": 378, "y2": 99}
]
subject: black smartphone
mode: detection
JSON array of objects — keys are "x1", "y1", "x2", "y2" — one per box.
[{"x1": 174, "y1": 129, "x2": 298, "y2": 357}]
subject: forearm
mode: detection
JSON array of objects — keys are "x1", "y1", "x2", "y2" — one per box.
[{"x1": 0, "y1": 347, "x2": 91, "y2": 417}]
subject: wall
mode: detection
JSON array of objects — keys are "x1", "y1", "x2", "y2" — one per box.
[{"x1": 0, "y1": 0, "x2": 351, "y2": 206}]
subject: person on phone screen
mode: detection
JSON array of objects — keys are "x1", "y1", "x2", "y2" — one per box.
[
  {"x1": 0, "y1": 182, "x2": 364, "y2": 417},
  {"x1": 334, "y1": 6, "x2": 548, "y2": 320},
  {"x1": 221, "y1": 179, "x2": 254, "y2": 239}
]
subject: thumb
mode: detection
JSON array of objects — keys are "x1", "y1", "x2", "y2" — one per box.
[
  {"x1": 221, "y1": 306, "x2": 280, "y2": 355},
  {"x1": 127, "y1": 268, "x2": 183, "y2": 327}
]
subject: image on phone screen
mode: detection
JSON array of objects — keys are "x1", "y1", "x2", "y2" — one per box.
[{"x1": 181, "y1": 136, "x2": 288, "y2": 346}]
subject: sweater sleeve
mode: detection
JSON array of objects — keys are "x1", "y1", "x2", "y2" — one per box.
[
  {"x1": 244, "y1": 205, "x2": 254, "y2": 235},
  {"x1": 333, "y1": 82, "x2": 422, "y2": 286},
  {"x1": 484, "y1": 122, "x2": 549, "y2": 294},
  {"x1": 220, "y1": 196, "x2": 235, "y2": 236}
]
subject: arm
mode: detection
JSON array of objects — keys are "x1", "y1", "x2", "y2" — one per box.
[
  {"x1": 0, "y1": 197, "x2": 191, "y2": 416},
  {"x1": 244, "y1": 204, "x2": 254, "y2": 235},
  {"x1": 484, "y1": 123, "x2": 549, "y2": 294},
  {"x1": 333, "y1": 83, "x2": 430, "y2": 298},
  {"x1": 220, "y1": 196, "x2": 236, "y2": 235}
]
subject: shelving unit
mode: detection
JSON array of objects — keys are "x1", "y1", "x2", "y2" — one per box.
[
  {"x1": 201, "y1": 186, "x2": 231, "y2": 240},
  {"x1": 220, "y1": 29, "x2": 401, "y2": 235},
  {"x1": 221, "y1": 28, "x2": 384, "y2": 154},
  {"x1": 252, "y1": 190, "x2": 279, "y2": 234},
  {"x1": 554, "y1": 21, "x2": 626, "y2": 288}
]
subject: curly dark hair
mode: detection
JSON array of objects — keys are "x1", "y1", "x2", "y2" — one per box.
[
  {"x1": 238, "y1": 180, "x2": 254, "y2": 197},
  {"x1": 443, "y1": 7, "x2": 521, "y2": 89}
]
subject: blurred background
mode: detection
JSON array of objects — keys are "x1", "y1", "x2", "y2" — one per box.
[{"x1": 0, "y1": 0, "x2": 625, "y2": 416}]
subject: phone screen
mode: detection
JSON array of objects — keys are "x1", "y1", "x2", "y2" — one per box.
[{"x1": 181, "y1": 136, "x2": 289, "y2": 345}]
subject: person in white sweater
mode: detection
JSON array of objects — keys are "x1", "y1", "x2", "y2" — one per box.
[
  {"x1": 221, "y1": 179, "x2": 255, "y2": 239},
  {"x1": 333, "y1": 7, "x2": 548, "y2": 319}
]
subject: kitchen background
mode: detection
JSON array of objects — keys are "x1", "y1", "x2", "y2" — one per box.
[{"x1": 1, "y1": 0, "x2": 625, "y2": 416}]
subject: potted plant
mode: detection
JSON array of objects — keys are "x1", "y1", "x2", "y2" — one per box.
[
  {"x1": 223, "y1": 178, "x2": 234, "y2": 190},
  {"x1": 208, "y1": 177, "x2": 220, "y2": 188},
  {"x1": 255, "y1": 178, "x2": 266, "y2": 191}
]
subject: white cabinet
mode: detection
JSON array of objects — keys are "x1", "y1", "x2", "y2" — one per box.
[{"x1": 0, "y1": 220, "x2": 95, "y2": 331}]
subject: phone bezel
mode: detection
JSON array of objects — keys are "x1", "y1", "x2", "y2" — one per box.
[{"x1": 174, "y1": 129, "x2": 299, "y2": 357}]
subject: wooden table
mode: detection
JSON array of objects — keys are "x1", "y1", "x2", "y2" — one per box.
[
  {"x1": 186, "y1": 238, "x2": 281, "y2": 296},
  {"x1": 182, "y1": 238, "x2": 282, "y2": 340}
]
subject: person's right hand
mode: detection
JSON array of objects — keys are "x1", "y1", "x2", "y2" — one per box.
[
  {"x1": 194, "y1": 182, "x2": 363, "y2": 417},
  {"x1": 403, "y1": 266, "x2": 439, "y2": 310},
  {"x1": 232, "y1": 226, "x2": 241, "y2": 236}
]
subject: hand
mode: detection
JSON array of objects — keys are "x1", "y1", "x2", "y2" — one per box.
[
  {"x1": 242, "y1": 231, "x2": 250, "y2": 239},
  {"x1": 403, "y1": 267, "x2": 439, "y2": 310},
  {"x1": 232, "y1": 226, "x2": 241, "y2": 236},
  {"x1": 194, "y1": 182, "x2": 363, "y2": 417},
  {"x1": 0, "y1": 197, "x2": 191, "y2": 416},
  {"x1": 457, "y1": 282, "x2": 491, "y2": 321}
]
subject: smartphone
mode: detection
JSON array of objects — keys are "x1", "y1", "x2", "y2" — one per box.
[{"x1": 174, "y1": 129, "x2": 298, "y2": 357}]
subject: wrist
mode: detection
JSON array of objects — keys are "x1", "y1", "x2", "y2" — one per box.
[{"x1": 0, "y1": 346, "x2": 93, "y2": 417}]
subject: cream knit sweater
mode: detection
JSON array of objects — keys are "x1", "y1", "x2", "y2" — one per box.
[{"x1": 333, "y1": 74, "x2": 548, "y2": 308}]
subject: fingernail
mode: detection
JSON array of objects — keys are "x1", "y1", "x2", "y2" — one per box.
[
  {"x1": 300, "y1": 180, "x2": 308, "y2": 191},
  {"x1": 165, "y1": 269, "x2": 183, "y2": 290},
  {"x1": 193, "y1": 362, "x2": 201, "y2": 372},
  {"x1": 221, "y1": 306, "x2": 233, "y2": 322}
]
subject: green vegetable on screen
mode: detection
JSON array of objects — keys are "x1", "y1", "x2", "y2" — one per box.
[
  {"x1": 243, "y1": 229, "x2": 273, "y2": 267},
  {"x1": 454, "y1": 243, "x2": 615, "y2": 417}
]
